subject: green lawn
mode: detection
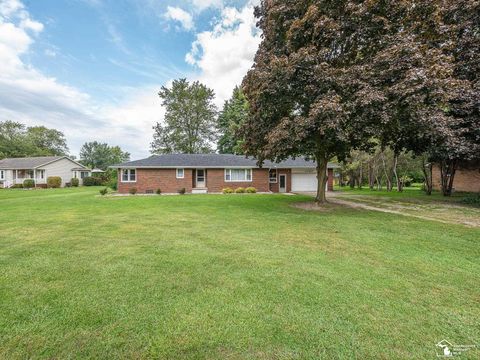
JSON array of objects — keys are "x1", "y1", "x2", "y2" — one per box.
[{"x1": 1, "y1": 188, "x2": 479, "y2": 359}]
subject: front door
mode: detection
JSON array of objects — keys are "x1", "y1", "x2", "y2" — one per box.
[
  {"x1": 196, "y1": 169, "x2": 206, "y2": 188},
  {"x1": 279, "y1": 174, "x2": 287, "y2": 193}
]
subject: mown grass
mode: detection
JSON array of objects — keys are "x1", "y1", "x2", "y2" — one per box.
[{"x1": 0, "y1": 187, "x2": 479, "y2": 359}]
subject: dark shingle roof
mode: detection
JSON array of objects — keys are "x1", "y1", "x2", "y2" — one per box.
[
  {"x1": 0, "y1": 156, "x2": 65, "y2": 169},
  {"x1": 113, "y1": 154, "x2": 338, "y2": 169}
]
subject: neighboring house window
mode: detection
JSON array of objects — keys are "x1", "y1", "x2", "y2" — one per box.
[
  {"x1": 225, "y1": 169, "x2": 252, "y2": 182},
  {"x1": 80, "y1": 171, "x2": 89, "y2": 179},
  {"x1": 0, "y1": 170, "x2": 4, "y2": 180},
  {"x1": 122, "y1": 169, "x2": 136, "y2": 182},
  {"x1": 176, "y1": 168, "x2": 184, "y2": 179},
  {"x1": 269, "y1": 169, "x2": 277, "y2": 183},
  {"x1": 37, "y1": 170, "x2": 45, "y2": 179}
]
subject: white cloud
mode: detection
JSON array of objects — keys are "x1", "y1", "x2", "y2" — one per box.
[
  {"x1": 0, "y1": 0, "x2": 163, "y2": 158},
  {"x1": 191, "y1": 0, "x2": 223, "y2": 11},
  {"x1": 0, "y1": 0, "x2": 263, "y2": 159},
  {"x1": 164, "y1": 6, "x2": 194, "y2": 31},
  {"x1": 0, "y1": 0, "x2": 23, "y2": 18},
  {"x1": 185, "y1": 2, "x2": 261, "y2": 105}
]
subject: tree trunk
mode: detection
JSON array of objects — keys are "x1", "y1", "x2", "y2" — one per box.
[
  {"x1": 440, "y1": 159, "x2": 457, "y2": 196},
  {"x1": 357, "y1": 165, "x2": 363, "y2": 189},
  {"x1": 381, "y1": 153, "x2": 392, "y2": 191},
  {"x1": 421, "y1": 157, "x2": 433, "y2": 195},
  {"x1": 393, "y1": 154, "x2": 402, "y2": 192},
  {"x1": 315, "y1": 154, "x2": 328, "y2": 203},
  {"x1": 368, "y1": 161, "x2": 375, "y2": 190}
]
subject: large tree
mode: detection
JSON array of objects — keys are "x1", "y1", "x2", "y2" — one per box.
[
  {"x1": 242, "y1": 1, "x2": 479, "y2": 202},
  {"x1": 26, "y1": 126, "x2": 69, "y2": 156},
  {"x1": 80, "y1": 141, "x2": 130, "y2": 170},
  {"x1": 0, "y1": 121, "x2": 31, "y2": 158},
  {"x1": 151, "y1": 79, "x2": 217, "y2": 154},
  {"x1": 217, "y1": 86, "x2": 248, "y2": 154},
  {"x1": 0, "y1": 121, "x2": 69, "y2": 158},
  {"x1": 368, "y1": 1, "x2": 479, "y2": 196},
  {"x1": 242, "y1": 1, "x2": 384, "y2": 203}
]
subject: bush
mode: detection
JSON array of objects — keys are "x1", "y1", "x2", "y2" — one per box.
[
  {"x1": 47, "y1": 176, "x2": 62, "y2": 188},
  {"x1": 246, "y1": 187, "x2": 257, "y2": 193},
  {"x1": 156, "y1": 188, "x2": 162, "y2": 195},
  {"x1": 222, "y1": 187, "x2": 234, "y2": 194},
  {"x1": 129, "y1": 187, "x2": 137, "y2": 195},
  {"x1": 23, "y1": 179, "x2": 35, "y2": 188},
  {"x1": 461, "y1": 194, "x2": 480, "y2": 207},
  {"x1": 99, "y1": 188, "x2": 108, "y2": 196},
  {"x1": 235, "y1": 187, "x2": 245, "y2": 193},
  {"x1": 11, "y1": 184, "x2": 23, "y2": 189},
  {"x1": 82, "y1": 176, "x2": 103, "y2": 186},
  {"x1": 108, "y1": 177, "x2": 117, "y2": 191},
  {"x1": 178, "y1": 187, "x2": 186, "y2": 195},
  {"x1": 71, "y1": 178, "x2": 79, "y2": 187}
]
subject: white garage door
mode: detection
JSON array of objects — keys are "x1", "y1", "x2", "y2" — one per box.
[{"x1": 291, "y1": 173, "x2": 318, "y2": 192}]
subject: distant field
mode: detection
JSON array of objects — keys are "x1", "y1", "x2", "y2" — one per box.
[{"x1": 1, "y1": 187, "x2": 479, "y2": 359}]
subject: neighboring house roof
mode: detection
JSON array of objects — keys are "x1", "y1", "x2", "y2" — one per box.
[
  {"x1": 0, "y1": 156, "x2": 88, "y2": 170},
  {"x1": 112, "y1": 154, "x2": 339, "y2": 169}
]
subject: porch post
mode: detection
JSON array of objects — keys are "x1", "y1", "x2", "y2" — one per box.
[{"x1": 33, "y1": 169, "x2": 36, "y2": 187}]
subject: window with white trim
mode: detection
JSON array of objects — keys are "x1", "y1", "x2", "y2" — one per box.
[
  {"x1": 224, "y1": 168, "x2": 252, "y2": 182},
  {"x1": 0, "y1": 170, "x2": 4, "y2": 180},
  {"x1": 269, "y1": 169, "x2": 277, "y2": 183},
  {"x1": 37, "y1": 170, "x2": 45, "y2": 179},
  {"x1": 121, "y1": 169, "x2": 136, "y2": 182},
  {"x1": 80, "y1": 171, "x2": 89, "y2": 179},
  {"x1": 176, "y1": 168, "x2": 184, "y2": 179}
]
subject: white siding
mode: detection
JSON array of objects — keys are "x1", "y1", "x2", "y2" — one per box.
[{"x1": 42, "y1": 158, "x2": 86, "y2": 187}]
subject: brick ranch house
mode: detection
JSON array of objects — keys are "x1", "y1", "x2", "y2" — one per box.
[{"x1": 113, "y1": 154, "x2": 338, "y2": 194}]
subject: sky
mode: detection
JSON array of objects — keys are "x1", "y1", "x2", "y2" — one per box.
[{"x1": 0, "y1": 0, "x2": 261, "y2": 159}]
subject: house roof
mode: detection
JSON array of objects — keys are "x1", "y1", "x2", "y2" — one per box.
[
  {"x1": 0, "y1": 156, "x2": 87, "y2": 170},
  {"x1": 112, "y1": 154, "x2": 339, "y2": 169}
]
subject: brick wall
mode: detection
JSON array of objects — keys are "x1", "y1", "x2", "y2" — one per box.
[
  {"x1": 205, "y1": 168, "x2": 270, "y2": 192},
  {"x1": 117, "y1": 169, "x2": 193, "y2": 194},
  {"x1": 328, "y1": 168, "x2": 334, "y2": 191},
  {"x1": 432, "y1": 165, "x2": 480, "y2": 193},
  {"x1": 268, "y1": 169, "x2": 291, "y2": 192},
  {"x1": 117, "y1": 167, "x2": 337, "y2": 194}
]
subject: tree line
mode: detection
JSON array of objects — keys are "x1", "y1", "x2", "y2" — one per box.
[{"x1": 0, "y1": 121, "x2": 130, "y2": 170}]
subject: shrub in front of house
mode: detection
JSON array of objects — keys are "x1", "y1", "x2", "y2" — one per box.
[
  {"x1": 461, "y1": 193, "x2": 480, "y2": 206},
  {"x1": 156, "y1": 188, "x2": 162, "y2": 195},
  {"x1": 108, "y1": 178, "x2": 118, "y2": 190},
  {"x1": 71, "y1": 178, "x2": 79, "y2": 187},
  {"x1": 47, "y1": 176, "x2": 62, "y2": 188},
  {"x1": 82, "y1": 176, "x2": 103, "y2": 186},
  {"x1": 99, "y1": 188, "x2": 108, "y2": 196},
  {"x1": 222, "y1": 187, "x2": 234, "y2": 194},
  {"x1": 246, "y1": 187, "x2": 257, "y2": 193},
  {"x1": 11, "y1": 184, "x2": 24, "y2": 189},
  {"x1": 178, "y1": 188, "x2": 186, "y2": 195},
  {"x1": 235, "y1": 187, "x2": 245, "y2": 194},
  {"x1": 129, "y1": 187, "x2": 137, "y2": 195},
  {"x1": 23, "y1": 179, "x2": 35, "y2": 188}
]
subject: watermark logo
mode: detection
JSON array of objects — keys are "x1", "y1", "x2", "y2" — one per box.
[{"x1": 436, "y1": 339, "x2": 476, "y2": 357}]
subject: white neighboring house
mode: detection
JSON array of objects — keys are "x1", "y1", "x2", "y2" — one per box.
[{"x1": 0, "y1": 156, "x2": 91, "y2": 188}]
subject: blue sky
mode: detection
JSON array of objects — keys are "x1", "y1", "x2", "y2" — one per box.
[{"x1": 0, "y1": 0, "x2": 260, "y2": 158}]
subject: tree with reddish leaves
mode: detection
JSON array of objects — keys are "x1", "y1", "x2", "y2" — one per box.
[
  {"x1": 242, "y1": 1, "x2": 479, "y2": 200},
  {"x1": 242, "y1": 1, "x2": 384, "y2": 203},
  {"x1": 369, "y1": 1, "x2": 480, "y2": 196}
]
